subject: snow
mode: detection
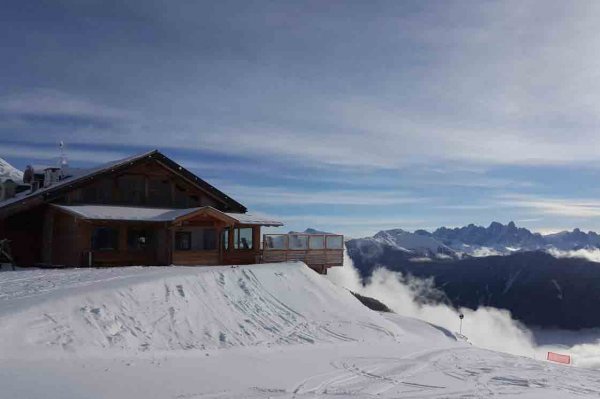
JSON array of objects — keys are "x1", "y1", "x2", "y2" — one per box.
[
  {"x1": 0, "y1": 157, "x2": 23, "y2": 183},
  {"x1": 373, "y1": 229, "x2": 457, "y2": 258},
  {"x1": 223, "y1": 211, "x2": 284, "y2": 226},
  {"x1": 1, "y1": 262, "x2": 600, "y2": 398},
  {"x1": 53, "y1": 204, "x2": 204, "y2": 222},
  {"x1": 53, "y1": 204, "x2": 282, "y2": 225}
]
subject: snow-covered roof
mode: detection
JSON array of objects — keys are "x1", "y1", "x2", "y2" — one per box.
[
  {"x1": 53, "y1": 205, "x2": 283, "y2": 226},
  {"x1": 224, "y1": 212, "x2": 284, "y2": 226},
  {"x1": 53, "y1": 204, "x2": 201, "y2": 222}
]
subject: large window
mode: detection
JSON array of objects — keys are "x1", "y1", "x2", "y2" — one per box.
[
  {"x1": 175, "y1": 231, "x2": 192, "y2": 250},
  {"x1": 200, "y1": 228, "x2": 217, "y2": 250},
  {"x1": 148, "y1": 178, "x2": 171, "y2": 207},
  {"x1": 82, "y1": 178, "x2": 113, "y2": 203},
  {"x1": 91, "y1": 227, "x2": 119, "y2": 251},
  {"x1": 222, "y1": 228, "x2": 230, "y2": 250},
  {"x1": 127, "y1": 229, "x2": 153, "y2": 250},
  {"x1": 175, "y1": 229, "x2": 217, "y2": 251},
  {"x1": 117, "y1": 175, "x2": 145, "y2": 205},
  {"x1": 234, "y1": 227, "x2": 253, "y2": 250}
]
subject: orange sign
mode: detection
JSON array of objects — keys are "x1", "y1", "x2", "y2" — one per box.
[{"x1": 547, "y1": 352, "x2": 571, "y2": 364}]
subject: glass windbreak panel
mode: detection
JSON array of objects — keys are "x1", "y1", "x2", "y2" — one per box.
[
  {"x1": 222, "y1": 228, "x2": 229, "y2": 250},
  {"x1": 234, "y1": 228, "x2": 253, "y2": 249},
  {"x1": 91, "y1": 227, "x2": 119, "y2": 251},
  {"x1": 326, "y1": 235, "x2": 343, "y2": 249},
  {"x1": 127, "y1": 229, "x2": 153, "y2": 250},
  {"x1": 289, "y1": 234, "x2": 308, "y2": 250},
  {"x1": 265, "y1": 235, "x2": 287, "y2": 250},
  {"x1": 175, "y1": 231, "x2": 192, "y2": 251},
  {"x1": 309, "y1": 235, "x2": 325, "y2": 249}
]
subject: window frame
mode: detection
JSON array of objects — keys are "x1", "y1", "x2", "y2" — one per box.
[
  {"x1": 175, "y1": 231, "x2": 192, "y2": 251},
  {"x1": 91, "y1": 227, "x2": 119, "y2": 251},
  {"x1": 127, "y1": 228, "x2": 153, "y2": 251},
  {"x1": 234, "y1": 227, "x2": 254, "y2": 250}
]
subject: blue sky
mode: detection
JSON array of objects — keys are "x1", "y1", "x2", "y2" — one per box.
[{"x1": 3, "y1": 1, "x2": 600, "y2": 237}]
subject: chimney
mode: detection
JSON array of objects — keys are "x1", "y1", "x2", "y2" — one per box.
[
  {"x1": 43, "y1": 167, "x2": 60, "y2": 188},
  {"x1": 30, "y1": 180, "x2": 40, "y2": 193}
]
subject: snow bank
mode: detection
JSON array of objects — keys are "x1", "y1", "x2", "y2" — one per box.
[{"x1": 0, "y1": 263, "x2": 406, "y2": 358}]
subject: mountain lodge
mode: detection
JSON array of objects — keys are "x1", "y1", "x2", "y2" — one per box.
[{"x1": 0, "y1": 151, "x2": 343, "y2": 273}]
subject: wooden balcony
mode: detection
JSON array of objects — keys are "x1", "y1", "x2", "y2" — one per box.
[{"x1": 261, "y1": 233, "x2": 344, "y2": 274}]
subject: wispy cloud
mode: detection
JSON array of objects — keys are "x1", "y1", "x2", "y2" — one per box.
[
  {"x1": 500, "y1": 195, "x2": 600, "y2": 218},
  {"x1": 219, "y1": 184, "x2": 428, "y2": 206},
  {"x1": 0, "y1": 143, "x2": 129, "y2": 165},
  {"x1": 0, "y1": 89, "x2": 131, "y2": 121}
]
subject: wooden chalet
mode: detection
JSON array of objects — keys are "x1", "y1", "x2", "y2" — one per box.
[{"x1": 0, "y1": 150, "x2": 343, "y2": 273}]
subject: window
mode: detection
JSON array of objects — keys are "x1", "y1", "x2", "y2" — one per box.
[
  {"x1": 127, "y1": 229, "x2": 153, "y2": 250},
  {"x1": 222, "y1": 228, "x2": 230, "y2": 250},
  {"x1": 175, "y1": 232, "x2": 192, "y2": 251},
  {"x1": 309, "y1": 235, "x2": 325, "y2": 249},
  {"x1": 91, "y1": 227, "x2": 119, "y2": 251},
  {"x1": 201, "y1": 228, "x2": 217, "y2": 250},
  {"x1": 82, "y1": 178, "x2": 113, "y2": 203},
  {"x1": 148, "y1": 178, "x2": 171, "y2": 207},
  {"x1": 234, "y1": 227, "x2": 253, "y2": 250},
  {"x1": 174, "y1": 185, "x2": 189, "y2": 208},
  {"x1": 117, "y1": 175, "x2": 145, "y2": 205},
  {"x1": 326, "y1": 235, "x2": 343, "y2": 249}
]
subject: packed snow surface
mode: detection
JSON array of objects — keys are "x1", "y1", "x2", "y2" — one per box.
[{"x1": 1, "y1": 263, "x2": 600, "y2": 398}]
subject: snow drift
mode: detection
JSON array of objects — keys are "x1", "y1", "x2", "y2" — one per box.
[{"x1": 0, "y1": 263, "x2": 407, "y2": 358}]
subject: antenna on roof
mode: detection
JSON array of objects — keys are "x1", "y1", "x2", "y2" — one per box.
[{"x1": 59, "y1": 141, "x2": 68, "y2": 168}]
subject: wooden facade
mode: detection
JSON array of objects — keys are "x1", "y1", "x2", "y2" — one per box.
[{"x1": 0, "y1": 150, "x2": 343, "y2": 272}]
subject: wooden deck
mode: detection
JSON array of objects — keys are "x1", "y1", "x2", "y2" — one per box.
[{"x1": 261, "y1": 233, "x2": 344, "y2": 273}]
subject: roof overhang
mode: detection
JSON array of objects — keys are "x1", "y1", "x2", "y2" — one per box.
[{"x1": 52, "y1": 205, "x2": 283, "y2": 227}]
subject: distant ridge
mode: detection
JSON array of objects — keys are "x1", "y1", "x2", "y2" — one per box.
[
  {"x1": 0, "y1": 157, "x2": 23, "y2": 183},
  {"x1": 353, "y1": 222, "x2": 600, "y2": 260}
]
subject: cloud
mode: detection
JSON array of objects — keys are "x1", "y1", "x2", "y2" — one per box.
[
  {"x1": 328, "y1": 252, "x2": 537, "y2": 358},
  {"x1": 0, "y1": 143, "x2": 130, "y2": 165},
  {"x1": 218, "y1": 184, "x2": 428, "y2": 206},
  {"x1": 501, "y1": 195, "x2": 600, "y2": 218},
  {"x1": 328, "y1": 250, "x2": 600, "y2": 368},
  {"x1": 547, "y1": 248, "x2": 600, "y2": 263},
  {"x1": 0, "y1": 89, "x2": 131, "y2": 121},
  {"x1": 4, "y1": 3, "x2": 600, "y2": 170}
]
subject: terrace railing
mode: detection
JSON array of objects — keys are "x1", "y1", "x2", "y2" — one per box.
[{"x1": 261, "y1": 233, "x2": 344, "y2": 271}]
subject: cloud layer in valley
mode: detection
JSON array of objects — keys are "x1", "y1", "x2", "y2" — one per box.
[{"x1": 328, "y1": 251, "x2": 600, "y2": 368}]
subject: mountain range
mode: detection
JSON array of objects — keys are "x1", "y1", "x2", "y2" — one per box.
[
  {"x1": 349, "y1": 222, "x2": 600, "y2": 263},
  {"x1": 346, "y1": 222, "x2": 600, "y2": 329},
  {"x1": 0, "y1": 157, "x2": 23, "y2": 183}
]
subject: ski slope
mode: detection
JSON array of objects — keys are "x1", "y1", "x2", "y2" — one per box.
[{"x1": 1, "y1": 263, "x2": 599, "y2": 398}]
